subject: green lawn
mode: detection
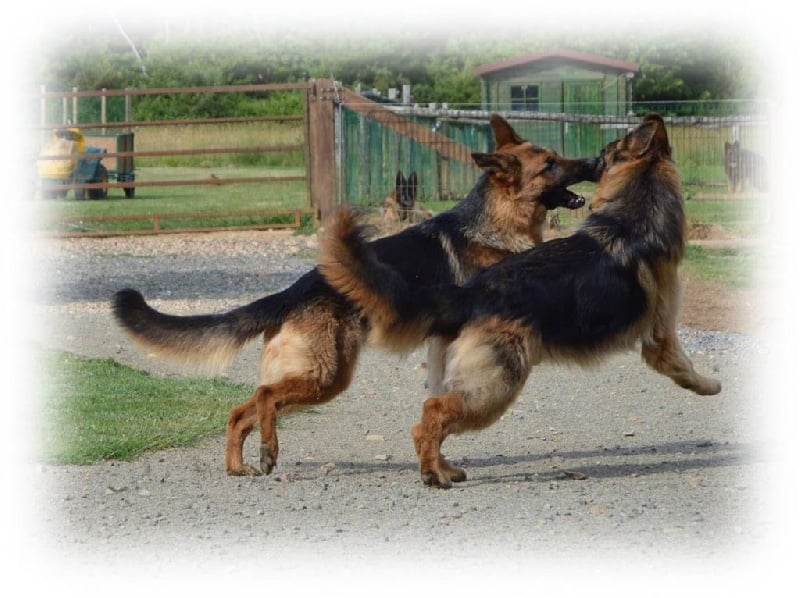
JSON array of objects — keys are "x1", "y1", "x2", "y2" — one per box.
[
  {"x1": 36, "y1": 166, "x2": 313, "y2": 234},
  {"x1": 39, "y1": 350, "x2": 252, "y2": 465},
  {"x1": 682, "y1": 244, "x2": 759, "y2": 290}
]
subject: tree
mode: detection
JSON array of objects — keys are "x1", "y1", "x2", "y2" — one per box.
[{"x1": 34, "y1": 25, "x2": 764, "y2": 117}]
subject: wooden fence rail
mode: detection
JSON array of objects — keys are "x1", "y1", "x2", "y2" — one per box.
[
  {"x1": 37, "y1": 81, "x2": 772, "y2": 238},
  {"x1": 37, "y1": 82, "x2": 317, "y2": 229},
  {"x1": 45, "y1": 209, "x2": 308, "y2": 238},
  {"x1": 36, "y1": 115, "x2": 305, "y2": 131}
]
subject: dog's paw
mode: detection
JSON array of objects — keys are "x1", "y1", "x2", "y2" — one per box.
[
  {"x1": 420, "y1": 468, "x2": 454, "y2": 489},
  {"x1": 260, "y1": 444, "x2": 277, "y2": 475},
  {"x1": 438, "y1": 457, "x2": 467, "y2": 483},
  {"x1": 227, "y1": 464, "x2": 264, "y2": 476},
  {"x1": 447, "y1": 467, "x2": 467, "y2": 483},
  {"x1": 694, "y1": 375, "x2": 722, "y2": 396}
]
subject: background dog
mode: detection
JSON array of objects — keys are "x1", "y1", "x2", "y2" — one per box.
[
  {"x1": 383, "y1": 170, "x2": 433, "y2": 226},
  {"x1": 319, "y1": 113, "x2": 721, "y2": 488},
  {"x1": 724, "y1": 140, "x2": 768, "y2": 192},
  {"x1": 113, "y1": 114, "x2": 597, "y2": 477}
]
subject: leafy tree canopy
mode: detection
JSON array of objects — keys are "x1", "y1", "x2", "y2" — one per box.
[{"x1": 34, "y1": 21, "x2": 766, "y2": 107}]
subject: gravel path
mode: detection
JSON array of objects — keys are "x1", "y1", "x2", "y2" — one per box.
[{"x1": 21, "y1": 230, "x2": 782, "y2": 593}]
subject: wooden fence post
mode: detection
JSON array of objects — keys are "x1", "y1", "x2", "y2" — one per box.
[{"x1": 306, "y1": 78, "x2": 337, "y2": 223}]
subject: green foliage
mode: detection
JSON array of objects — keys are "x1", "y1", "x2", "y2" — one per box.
[{"x1": 34, "y1": 26, "x2": 763, "y2": 120}]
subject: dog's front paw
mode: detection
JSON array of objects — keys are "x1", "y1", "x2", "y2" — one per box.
[{"x1": 695, "y1": 375, "x2": 722, "y2": 396}]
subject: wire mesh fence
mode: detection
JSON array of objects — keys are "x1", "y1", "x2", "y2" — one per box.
[{"x1": 337, "y1": 101, "x2": 770, "y2": 238}]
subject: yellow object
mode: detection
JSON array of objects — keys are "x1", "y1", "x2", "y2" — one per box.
[{"x1": 37, "y1": 128, "x2": 85, "y2": 179}]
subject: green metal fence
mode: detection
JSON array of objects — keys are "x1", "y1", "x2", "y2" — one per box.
[
  {"x1": 336, "y1": 102, "x2": 771, "y2": 213},
  {"x1": 338, "y1": 108, "x2": 486, "y2": 205}
]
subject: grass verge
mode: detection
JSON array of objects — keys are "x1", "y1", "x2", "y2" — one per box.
[
  {"x1": 40, "y1": 350, "x2": 251, "y2": 466},
  {"x1": 682, "y1": 244, "x2": 758, "y2": 289}
]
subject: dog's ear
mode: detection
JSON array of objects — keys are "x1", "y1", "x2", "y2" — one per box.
[
  {"x1": 408, "y1": 171, "x2": 418, "y2": 199},
  {"x1": 629, "y1": 113, "x2": 671, "y2": 159},
  {"x1": 489, "y1": 114, "x2": 525, "y2": 150},
  {"x1": 472, "y1": 152, "x2": 521, "y2": 183}
]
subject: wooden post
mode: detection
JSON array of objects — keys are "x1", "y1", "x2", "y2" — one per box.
[
  {"x1": 101, "y1": 88, "x2": 107, "y2": 135},
  {"x1": 306, "y1": 78, "x2": 337, "y2": 223},
  {"x1": 72, "y1": 87, "x2": 78, "y2": 124},
  {"x1": 40, "y1": 85, "x2": 47, "y2": 145},
  {"x1": 125, "y1": 89, "x2": 132, "y2": 129}
]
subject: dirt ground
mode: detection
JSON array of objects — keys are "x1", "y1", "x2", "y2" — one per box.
[
  {"x1": 679, "y1": 222, "x2": 761, "y2": 335},
  {"x1": 22, "y1": 223, "x2": 785, "y2": 596},
  {"x1": 680, "y1": 275, "x2": 756, "y2": 333}
]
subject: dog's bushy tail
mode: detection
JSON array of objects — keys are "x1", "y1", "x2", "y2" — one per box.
[
  {"x1": 112, "y1": 288, "x2": 289, "y2": 370},
  {"x1": 319, "y1": 208, "x2": 464, "y2": 351}
]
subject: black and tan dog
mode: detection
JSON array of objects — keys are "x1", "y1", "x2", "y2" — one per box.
[
  {"x1": 383, "y1": 170, "x2": 432, "y2": 225},
  {"x1": 724, "y1": 140, "x2": 768, "y2": 193},
  {"x1": 319, "y1": 113, "x2": 722, "y2": 488},
  {"x1": 112, "y1": 114, "x2": 597, "y2": 476}
]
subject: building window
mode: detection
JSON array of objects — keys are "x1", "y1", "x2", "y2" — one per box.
[{"x1": 510, "y1": 85, "x2": 539, "y2": 111}]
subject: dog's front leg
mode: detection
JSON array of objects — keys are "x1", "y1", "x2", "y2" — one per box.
[
  {"x1": 412, "y1": 392, "x2": 469, "y2": 489},
  {"x1": 641, "y1": 335, "x2": 722, "y2": 395},
  {"x1": 426, "y1": 337, "x2": 449, "y2": 395}
]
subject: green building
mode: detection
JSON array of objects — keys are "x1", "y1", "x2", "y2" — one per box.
[{"x1": 474, "y1": 49, "x2": 639, "y2": 115}]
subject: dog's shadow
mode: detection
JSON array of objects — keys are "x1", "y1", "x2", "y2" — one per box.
[{"x1": 286, "y1": 439, "x2": 754, "y2": 487}]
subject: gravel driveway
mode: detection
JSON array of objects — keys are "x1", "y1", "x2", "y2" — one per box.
[{"x1": 21, "y1": 230, "x2": 781, "y2": 593}]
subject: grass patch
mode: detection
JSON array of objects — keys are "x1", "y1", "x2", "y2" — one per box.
[
  {"x1": 40, "y1": 351, "x2": 251, "y2": 465},
  {"x1": 684, "y1": 194, "x2": 761, "y2": 238},
  {"x1": 36, "y1": 166, "x2": 312, "y2": 234},
  {"x1": 134, "y1": 121, "x2": 305, "y2": 169},
  {"x1": 682, "y1": 244, "x2": 758, "y2": 289},
  {"x1": 38, "y1": 166, "x2": 309, "y2": 214}
]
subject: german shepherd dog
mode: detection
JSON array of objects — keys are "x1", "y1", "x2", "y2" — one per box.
[
  {"x1": 382, "y1": 170, "x2": 411, "y2": 223},
  {"x1": 112, "y1": 115, "x2": 597, "y2": 476},
  {"x1": 319, "y1": 113, "x2": 722, "y2": 488},
  {"x1": 383, "y1": 170, "x2": 431, "y2": 225},
  {"x1": 724, "y1": 140, "x2": 768, "y2": 193}
]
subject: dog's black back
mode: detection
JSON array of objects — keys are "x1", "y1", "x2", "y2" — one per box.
[
  {"x1": 408, "y1": 224, "x2": 647, "y2": 347},
  {"x1": 228, "y1": 173, "x2": 488, "y2": 324}
]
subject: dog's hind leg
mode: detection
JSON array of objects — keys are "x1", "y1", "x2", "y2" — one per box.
[
  {"x1": 226, "y1": 309, "x2": 362, "y2": 475},
  {"x1": 225, "y1": 395, "x2": 262, "y2": 475},
  {"x1": 255, "y1": 355, "x2": 361, "y2": 473},
  {"x1": 253, "y1": 377, "x2": 328, "y2": 474}
]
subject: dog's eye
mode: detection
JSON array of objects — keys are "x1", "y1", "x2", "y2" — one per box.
[{"x1": 541, "y1": 157, "x2": 556, "y2": 172}]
